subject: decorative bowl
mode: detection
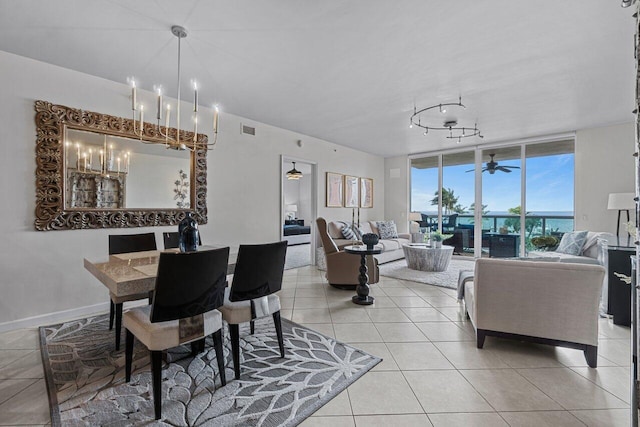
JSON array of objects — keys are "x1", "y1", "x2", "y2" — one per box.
[{"x1": 361, "y1": 233, "x2": 379, "y2": 250}]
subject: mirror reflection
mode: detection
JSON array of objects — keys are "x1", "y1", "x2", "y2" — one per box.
[{"x1": 64, "y1": 128, "x2": 191, "y2": 210}]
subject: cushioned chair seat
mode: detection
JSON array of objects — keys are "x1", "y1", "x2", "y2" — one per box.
[
  {"x1": 218, "y1": 288, "x2": 281, "y2": 325},
  {"x1": 123, "y1": 305, "x2": 223, "y2": 351}
]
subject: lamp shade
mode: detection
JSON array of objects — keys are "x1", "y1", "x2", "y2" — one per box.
[
  {"x1": 408, "y1": 212, "x2": 423, "y2": 221},
  {"x1": 286, "y1": 204, "x2": 298, "y2": 212},
  {"x1": 607, "y1": 193, "x2": 635, "y2": 210}
]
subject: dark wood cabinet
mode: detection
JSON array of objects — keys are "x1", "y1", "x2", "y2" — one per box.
[
  {"x1": 608, "y1": 246, "x2": 634, "y2": 326},
  {"x1": 488, "y1": 233, "x2": 520, "y2": 258}
]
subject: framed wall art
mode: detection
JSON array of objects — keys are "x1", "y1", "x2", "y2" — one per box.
[
  {"x1": 326, "y1": 172, "x2": 344, "y2": 207},
  {"x1": 360, "y1": 177, "x2": 373, "y2": 208},
  {"x1": 344, "y1": 175, "x2": 359, "y2": 208}
]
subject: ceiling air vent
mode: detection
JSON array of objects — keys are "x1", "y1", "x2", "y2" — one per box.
[{"x1": 241, "y1": 124, "x2": 256, "y2": 136}]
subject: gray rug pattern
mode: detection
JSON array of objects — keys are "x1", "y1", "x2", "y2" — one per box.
[
  {"x1": 379, "y1": 258, "x2": 475, "y2": 289},
  {"x1": 284, "y1": 243, "x2": 311, "y2": 270},
  {"x1": 40, "y1": 314, "x2": 380, "y2": 426}
]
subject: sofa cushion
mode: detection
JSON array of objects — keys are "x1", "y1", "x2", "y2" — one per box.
[
  {"x1": 359, "y1": 222, "x2": 374, "y2": 235},
  {"x1": 376, "y1": 221, "x2": 399, "y2": 239},
  {"x1": 379, "y1": 239, "x2": 401, "y2": 251},
  {"x1": 528, "y1": 251, "x2": 599, "y2": 265},
  {"x1": 556, "y1": 230, "x2": 588, "y2": 255},
  {"x1": 327, "y1": 221, "x2": 344, "y2": 239}
]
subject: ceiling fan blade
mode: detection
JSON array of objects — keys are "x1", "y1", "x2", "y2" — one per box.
[
  {"x1": 465, "y1": 168, "x2": 475, "y2": 173},
  {"x1": 496, "y1": 166, "x2": 512, "y2": 173},
  {"x1": 503, "y1": 165, "x2": 521, "y2": 169}
]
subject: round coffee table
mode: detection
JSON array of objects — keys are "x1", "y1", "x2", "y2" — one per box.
[{"x1": 402, "y1": 244, "x2": 454, "y2": 272}]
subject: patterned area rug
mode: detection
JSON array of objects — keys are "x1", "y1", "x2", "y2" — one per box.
[
  {"x1": 40, "y1": 314, "x2": 380, "y2": 426},
  {"x1": 379, "y1": 257, "x2": 475, "y2": 289},
  {"x1": 284, "y1": 243, "x2": 311, "y2": 270}
]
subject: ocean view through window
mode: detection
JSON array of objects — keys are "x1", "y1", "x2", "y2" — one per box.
[{"x1": 411, "y1": 139, "x2": 575, "y2": 255}]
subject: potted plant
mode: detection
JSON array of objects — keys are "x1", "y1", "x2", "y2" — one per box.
[
  {"x1": 531, "y1": 236, "x2": 559, "y2": 251},
  {"x1": 430, "y1": 231, "x2": 453, "y2": 248}
]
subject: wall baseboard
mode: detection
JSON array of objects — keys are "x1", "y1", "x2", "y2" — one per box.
[{"x1": 0, "y1": 300, "x2": 147, "y2": 333}]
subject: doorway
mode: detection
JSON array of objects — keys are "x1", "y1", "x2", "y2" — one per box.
[{"x1": 281, "y1": 156, "x2": 317, "y2": 269}]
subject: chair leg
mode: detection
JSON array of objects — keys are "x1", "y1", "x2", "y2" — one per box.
[
  {"x1": 229, "y1": 323, "x2": 241, "y2": 380},
  {"x1": 250, "y1": 320, "x2": 255, "y2": 335},
  {"x1": 115, "y1": 303, "x2": 123, "y2": 351},
  {"x1": 125, "y1": 329, "x2": 134, "y2": 382},
  {"x1": 273, "y1": 311, "x2": 285, "y2": 358},
  {"x1": 109, "y1": 301, "x2": 115, "y2": 330},
  {"x1": 584, "y1": 345, "x2": 598, "y2": 368},
  {"x1": 476, "y1": 329, "x2": 486, "y2": 349},
  {"x1": 151, "y1": 350, "x2": 163, "y2": 420},
  {"x1": 148, "y1": 291, "x2": 154, "y2": 305},
  {"x1": 212, "y1": 329, "x2": 226, "y2": 386}
]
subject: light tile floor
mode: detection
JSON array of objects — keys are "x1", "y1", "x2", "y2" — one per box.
[{"x1": 0, "y1": 265, "x2": 633, "y2": 426}]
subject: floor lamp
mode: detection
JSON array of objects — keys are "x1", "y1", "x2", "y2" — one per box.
[{"x1": 607, "y1": 192, "x2": 635, "y2": 237}]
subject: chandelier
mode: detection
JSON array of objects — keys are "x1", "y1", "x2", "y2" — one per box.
[
  {"x1": 409, "y1": 97, "x2": 483, "y2": 143},
  {"x1": 286, "y1": 162, "x2": 303, "y2": 180},
  {"x1": 129, "y1": 25, "x2": 218, "y2": 151}
]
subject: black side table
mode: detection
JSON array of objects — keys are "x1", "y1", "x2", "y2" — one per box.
[
  {"x1": 608, "y1": 243, "x2": 635, "y2": 326},
  {"x1": 344, "y1": 245, "x2": 381, "y2": 305}
]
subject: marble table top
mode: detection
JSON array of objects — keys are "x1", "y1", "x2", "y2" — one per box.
[{"x1": 84, "y1": 246, "x2": 237, "y2": 298}]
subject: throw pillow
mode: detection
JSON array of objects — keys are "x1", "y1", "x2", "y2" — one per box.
[
  {"x1": 341, "y1": 224, "x2": 357, "y2": 240},
  {"x1": 555, "y1": 230, "x2": 589, "y2": 255},
  {"x1": 352, "y1": 226, "x2": 363, "y2": 240},
  {"x1": 376, "y1": 220, "x2": 398, "y2": 239}
]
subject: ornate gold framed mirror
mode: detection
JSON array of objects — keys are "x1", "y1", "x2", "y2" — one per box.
[{"x1": 34, "y1": 100, "x2": 208, "y2": 230}]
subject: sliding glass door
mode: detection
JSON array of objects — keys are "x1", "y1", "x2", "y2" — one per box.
[{"x1": 410, "y1": 138, "x2": 575, "y2": 258}]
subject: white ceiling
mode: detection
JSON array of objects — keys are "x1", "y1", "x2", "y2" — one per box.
[{"x1": 0, "y1": 1, "x2": 635, "y2": 157}]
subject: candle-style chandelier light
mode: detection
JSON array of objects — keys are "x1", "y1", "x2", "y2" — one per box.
[
  {"x1": 65, "y1": 135, "x2": 131, "y2": 176},
  {"x1": 409, "y1": 97, "x2": 483, "y2": 144},
  {"x1": 129, "y1": 25, "x2": 219, "y2": 151}
]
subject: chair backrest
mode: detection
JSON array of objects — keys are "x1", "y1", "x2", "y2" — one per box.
[
  {"x1": 316, "y1": 217, "x2": 339, "y2": 255},
  {"x1": 108, "y1": 232, "x2": 157, "y2": 255},
  {"x1": 229, "y1": 241, "x2": 287, "y2": 302},
  {"x1": 163, "y1": 231, "x2": 203, "y2": 249},
  {"x1": 163, "y1": 232, "x2": 180, "y2": 249},
  {"x1": 444, "y1": 214, "x2": 458, "y2": 227},
  {"x1": 150, "y1": 247, "x2": 230, "y2": 322}
]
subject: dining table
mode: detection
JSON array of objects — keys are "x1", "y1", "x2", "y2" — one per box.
[{"x1": 84, "y1": 245, "x2": 237, "y2": 350}]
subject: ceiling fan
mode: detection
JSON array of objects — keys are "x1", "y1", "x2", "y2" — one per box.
[{"x1": 466, "y1": 154, "x2": 520, "y2": 174}]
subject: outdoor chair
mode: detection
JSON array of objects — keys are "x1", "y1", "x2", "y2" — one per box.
[{"x1": 123, "y1": 248, "x2": 229, "y2": 420}]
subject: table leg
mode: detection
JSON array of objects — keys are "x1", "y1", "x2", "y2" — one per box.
[{"x1": 352, "y1": 254, "x2": 375, "y2": 305}]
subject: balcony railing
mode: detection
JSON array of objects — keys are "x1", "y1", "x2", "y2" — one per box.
[{"x1": 421, "y1": 213, "x2": 574, "y2": 237}]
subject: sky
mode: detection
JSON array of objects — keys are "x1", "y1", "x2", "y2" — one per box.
[{"x1": 411, "y1": 153, "x2": 574, "y2": 213}]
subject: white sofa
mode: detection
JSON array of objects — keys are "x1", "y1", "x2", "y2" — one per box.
[
  {"x1": 464, "y1": 258, "x2": 606, "y2": 367},
  {"x1": 319, "y1": 220, "x2": 409, "y2": 265},
  {"x1": 527, "y1": 231, "x2": 612, "y2": 314}
]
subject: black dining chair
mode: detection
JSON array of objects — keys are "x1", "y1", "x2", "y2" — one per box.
[
  {"x1": 163, "y1": 231, "x2": 202, "y2": 249},
  {"x1": 108, "y1": 232, "x2": 157, "y2": 350},
  {"x1": 123, "y1": 247, "x2": 229, "y2": 420},
  {"x1": 219, "y1": 241, "x2": 288, "y2": 380}
]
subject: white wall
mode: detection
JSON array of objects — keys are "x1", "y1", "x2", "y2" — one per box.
[
  {"x1": 384, "y1": 123, "x2": 635, "y2": 237},
  {"x1": 575, "y1": 122, "x2": 635, "y2": 234},
  {"x1": 0, "y1": 50, "x2": 384, "y2": 327}
]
